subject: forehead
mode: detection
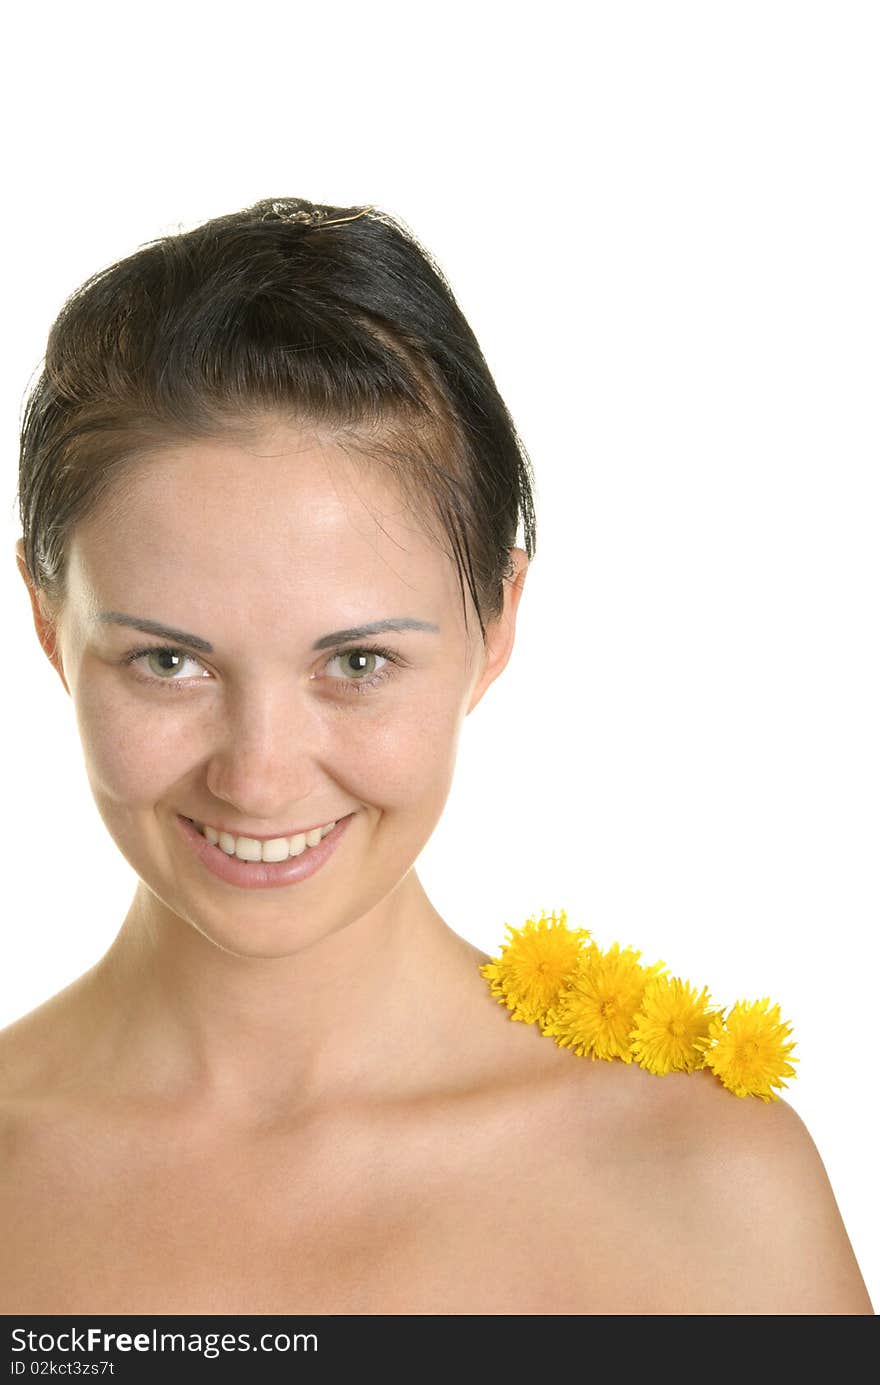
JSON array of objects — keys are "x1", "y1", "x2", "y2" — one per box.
[{"x1": 66, "y1": 425, "x2": 460, "y2": 620}]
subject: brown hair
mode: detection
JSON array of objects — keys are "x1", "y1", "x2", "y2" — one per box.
[{"x1": 17, "y1": 196, "x2": 537, "y2": 641}]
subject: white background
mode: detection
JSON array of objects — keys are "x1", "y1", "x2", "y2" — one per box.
[{"x1": 1, "y1": 2, "x2": 877, "y2": 1311}]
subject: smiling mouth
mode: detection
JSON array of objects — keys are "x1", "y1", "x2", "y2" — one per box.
[{"x1": 182, "y1": 816, "x2": 342, "y2": 864}]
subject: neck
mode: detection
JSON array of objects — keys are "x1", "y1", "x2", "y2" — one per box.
[{"x1": 87, "y1": 871, "x2": 485, "y2": 1125}]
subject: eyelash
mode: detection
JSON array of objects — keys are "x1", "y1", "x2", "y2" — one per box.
[{"x1": 120, "y1": 643, "x2": 403, "y2": 697}]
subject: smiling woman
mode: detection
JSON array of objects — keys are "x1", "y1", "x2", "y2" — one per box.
[{"x1": 2, "y1": 197, "x2": 873, "y2": 1316}]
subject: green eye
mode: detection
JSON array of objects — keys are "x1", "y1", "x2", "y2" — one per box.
[
  {"x1": 124, "y1": 645, "x2": 205, "y2": 687},
  {"x1": 339, "y1": 650, "x2": 381, "y2": 679},
  {"x1": 145, "y1": 649, "x2": 189, "y2": 677},
  {"x1": 325, "y1": 645, "x2": 399, "y2": 696}
]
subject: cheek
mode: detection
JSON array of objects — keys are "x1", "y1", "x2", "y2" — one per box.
[
  {"x1": 350, "y1": 695, "x2": 466, "y2": 811},
  {"x1": 72, "y1": 676, "x2": 197, "y2": 806}
]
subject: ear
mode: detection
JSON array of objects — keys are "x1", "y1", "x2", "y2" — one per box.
[
  {"x1": 466, "y1": 547, "x2": 529, "y2": 715},
  {"x1": 16, "y1": 538, "x2": 70, "y2": 694}
]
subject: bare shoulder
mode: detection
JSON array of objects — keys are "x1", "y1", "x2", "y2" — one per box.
[
  {"x1": 556, "y1": 1057, "x2": 875, "y2": 1315},
  {"x1": 0, "y1": 1001, "x2": 56, "y2": 1101},
  {"x1": 0, "y1": 969, "x2": 100, "y2": 1109},
  {"x1": 673, "y1": 1074, "x2": 873, "y2": 1314},
  {"x1": 0, "y1": 997, "x2": 66, "y2": 1187}
]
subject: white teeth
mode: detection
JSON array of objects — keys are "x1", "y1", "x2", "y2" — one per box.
[
  {"x1": 195, "y1": 820, "x2": 338, "y2": 863},
  {"x1": 261, "y1": 837, "x2": 291, "y2": 863},
  {"x1": 234, "y1": 837, "x2": 263, "y2": 862}
]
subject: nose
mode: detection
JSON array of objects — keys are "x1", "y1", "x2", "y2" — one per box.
[{"x1": 204, "y1": 682, "x2": 323, "y2": 822}]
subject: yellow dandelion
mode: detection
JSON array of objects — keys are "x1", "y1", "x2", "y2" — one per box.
[
  {"x1": 629, "y1": 975, "x2": 720, "y2": 1076},
  {"x1": 697, "y1": 998, "x2": 798, "y2": 1101},
  {"x1": 543, "y1": 942, "x2": 665, "y2": 1062},
  {"x1": 480, "y1": 908, "x2": 591, "y2": 1026}
]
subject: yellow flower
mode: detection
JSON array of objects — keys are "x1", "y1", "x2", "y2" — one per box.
[
  {"x1": 697, "y1": 998, "x2": 798, "y2": 1101},
  {"x1": 479, "y1": 908, "x2": 591, "y2": 1026},
  {"x1": 629, "y1": 975, "x2": 720, "y2": 1075},
  {"x1": 479, "y1": 915, "x2": 800, "y2": 1100},
  {"x1": 543, "y1": 942, "x2": 665, "y2": 1062}
]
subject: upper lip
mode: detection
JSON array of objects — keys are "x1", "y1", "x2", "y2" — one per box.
[{"x1": 182, "y1": 813, "x2": 347, "y2": 841}]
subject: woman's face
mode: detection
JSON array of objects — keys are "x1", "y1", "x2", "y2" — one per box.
[{"x1": 19, "y1": 423, "x2": 525, "y2": 957}]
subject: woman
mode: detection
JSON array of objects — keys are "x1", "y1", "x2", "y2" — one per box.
[{"x1": 2, "y1": 198, "x2": 872, "y2": 1315}]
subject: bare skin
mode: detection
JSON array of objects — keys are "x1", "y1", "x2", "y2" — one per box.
[
  {"x1": 2, "y1": 421, "x2": 872, "y2": 1315},
  {"x1": 0, "y1": 955, "x2": 872, "y2": 1315}
]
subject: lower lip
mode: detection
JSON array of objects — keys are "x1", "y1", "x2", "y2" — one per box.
[{"x1": 175, "y1": 813, "x2": 354, "y2": 890}]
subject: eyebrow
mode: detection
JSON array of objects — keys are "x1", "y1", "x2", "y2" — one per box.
[
  {"x1": 311, "y1": 618, "x2": 440, "y2": 650},
  {"x1": 95, "y1": 612, "x2": 440, "y2": 653}
]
